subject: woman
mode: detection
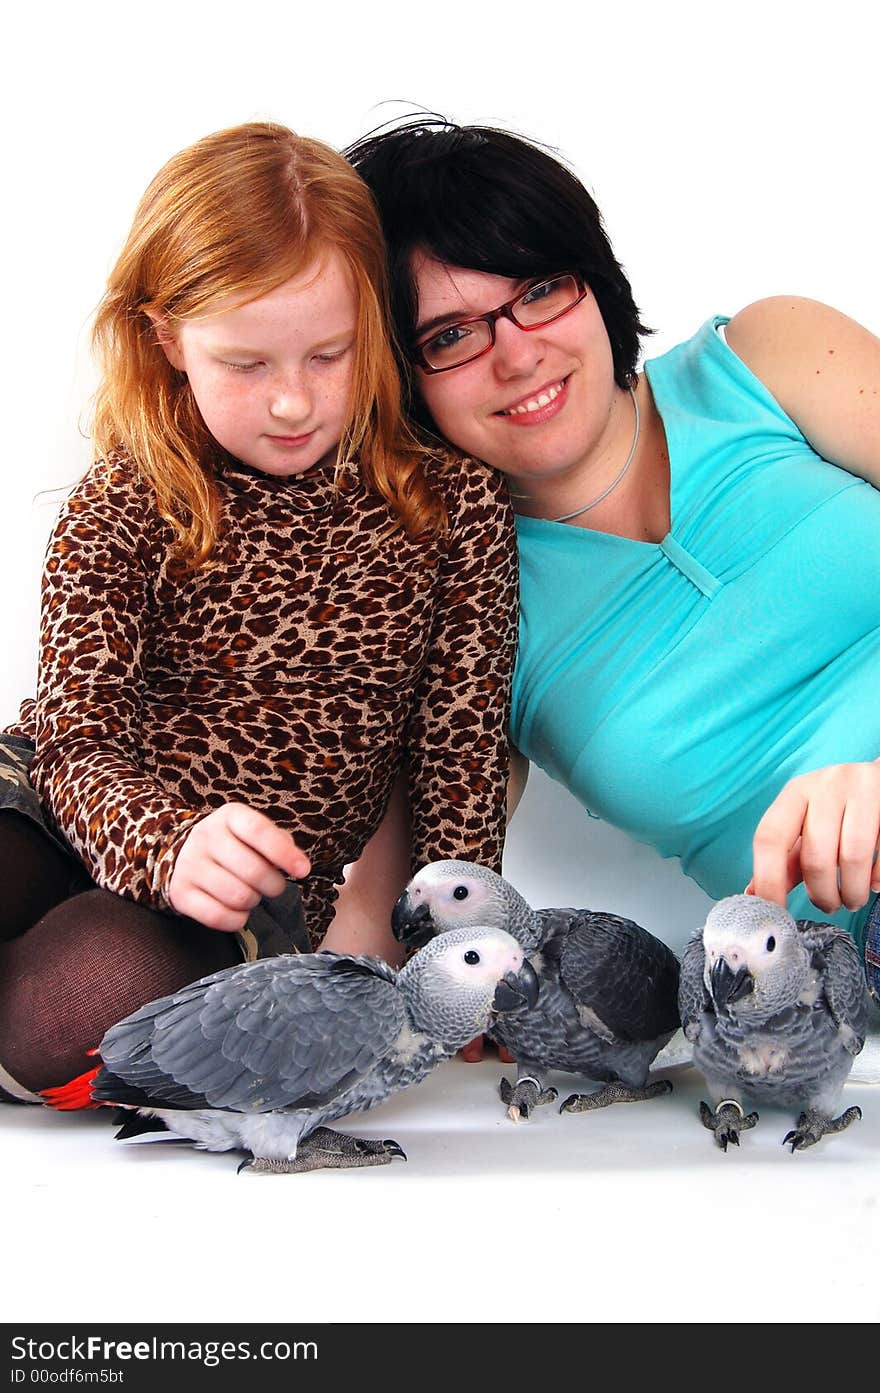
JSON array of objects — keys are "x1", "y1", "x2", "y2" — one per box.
[{"x1": 338, "y1": 116, "x2": 880, "y2": 1002}]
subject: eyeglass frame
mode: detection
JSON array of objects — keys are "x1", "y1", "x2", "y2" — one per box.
[{"x1": 410, "y1": 272, "x2": 588, "y2": 374}]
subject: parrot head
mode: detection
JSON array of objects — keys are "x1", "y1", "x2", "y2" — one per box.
[
  {"x1": 391, "y1": 860, "x2": 542, "y2": 951},
  {"x1": 400, "y1": 924, "x2": 539, "y2": 1047},
  {"x1": 701, "y1": 895, "x2": 811, "y2": 1021}
]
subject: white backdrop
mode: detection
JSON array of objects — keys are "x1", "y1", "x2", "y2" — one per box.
[{"x1": 3, "y1": 0, "x2": 878, "y2": 949}]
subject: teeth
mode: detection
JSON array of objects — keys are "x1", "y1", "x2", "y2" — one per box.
[{"x1": 502, "y1": 380, "x2": 565, "y2": 415}]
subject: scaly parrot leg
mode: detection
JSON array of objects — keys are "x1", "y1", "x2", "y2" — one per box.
[
  {"x1": 699, "y1": 1098, "x2": 759, "y2": 1151},
  {"x1": 238, "y1": 1126, "x2": 407, "y2": 1174},
  {"x1": 560, "y1": 1078, "x2": 673, "y2": 1114},
  {"x1": 783, "y1": 1105, "x2": 862, "y2": 1152},
  {"x1": 499, "y1": 1073, "x2": 558, "y2": 1123}
]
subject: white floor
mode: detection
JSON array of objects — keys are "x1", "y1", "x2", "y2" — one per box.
[
  {"x1": 3, "y1": 768, "x2": 879, "y2": 1326},
  {"x1": 4, "y1": 1040, "x2": 879, "y2": 1326}
]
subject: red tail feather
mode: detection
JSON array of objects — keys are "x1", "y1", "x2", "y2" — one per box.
[{"x1": 41, "y1": 1065, "x2": 102, "y2": 1111}]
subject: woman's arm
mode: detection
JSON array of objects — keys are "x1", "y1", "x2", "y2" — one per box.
[{"x1": 727, "y1": 298, "x2": 880, "y2": 913}]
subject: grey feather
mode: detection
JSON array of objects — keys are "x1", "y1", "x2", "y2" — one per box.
[
  {"x1": 680, "y1": 894, "x2": 871, "y2": 1148},
  {"x1": 393, "y1": 861, "x2": 681, "y2": 1104},
  {"x1": 90, "y1": 925, "x2": 536, "y2": 1168}
]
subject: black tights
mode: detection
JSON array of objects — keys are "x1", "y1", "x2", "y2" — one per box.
[{"x1": 0, "y1": 812, "x2": 240, "y2": 1093}]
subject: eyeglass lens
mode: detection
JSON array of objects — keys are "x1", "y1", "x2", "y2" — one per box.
[{"x1": 419, "y1": 274, "x2": 582, "y2": 370}]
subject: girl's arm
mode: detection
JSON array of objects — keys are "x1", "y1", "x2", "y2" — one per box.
[
  {"x1": 404, "y1": 455, "x2": 519, "y2": 878},
  {"x1": 30, "y1": 462, "x2": 307, "y2": 928},
  {"x1": 726, "y1": 299, "x2": 880, "y2": 914},
  {"x1": 31, "y1": 463, "x2": 202, "y2": 906},
  {"x1": 327, "y1": 458, "x2": 518, "y2": 958}
]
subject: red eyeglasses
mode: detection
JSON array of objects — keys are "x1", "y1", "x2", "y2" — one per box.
[{"x1": 412, "y1": 273, "x2": 587, "y2": 373}]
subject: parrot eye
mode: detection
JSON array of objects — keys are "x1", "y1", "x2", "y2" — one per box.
[
  {"x1": 463, "y1": 950, "x2": 481, "y2": 966},
  {"x1": 453, "y1": 886, "x2": 469, "y2": 901},
  {"x1": 766, "y1": 936, "x2": 776, "y2": 952}
]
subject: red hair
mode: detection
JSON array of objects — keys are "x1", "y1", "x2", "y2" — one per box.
[{"x1": 91, "y1": 121, "x2": 443, "y2": 568}]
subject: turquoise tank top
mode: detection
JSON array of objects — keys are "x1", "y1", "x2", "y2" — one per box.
[{"x1": 511, "y1": 316, "x2": 880, "y2": 943}]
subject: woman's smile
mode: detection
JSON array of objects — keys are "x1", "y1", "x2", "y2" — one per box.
[{"x1": 495, "y1": 375, "x2": 571, "y2": 424}]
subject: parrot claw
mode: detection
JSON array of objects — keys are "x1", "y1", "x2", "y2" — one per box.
[
  {"x1": 362, "y1": 1138, "x2": 407, "y2": 1161},
  {"x1": 500, "y1": 1075, "x2": 557, "y2": 1123},
  {"x1": 783, "y1": 1105, "x2": 862, "y2": 1152},
  {"x1": 700, "y1": 1099, "x2": 759, "y2": 1151}
]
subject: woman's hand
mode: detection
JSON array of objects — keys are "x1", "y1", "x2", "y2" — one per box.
[
  {"x1": 169, "y1": 803, "x2": 311, "y2": 932},
  {"x1": 749, "y1": 761, "x2": 880, "y2": 913}
]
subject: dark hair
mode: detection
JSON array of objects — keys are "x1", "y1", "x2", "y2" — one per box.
[{"x1": 346, "y1": 115, "x2": 650, "y2": 427}]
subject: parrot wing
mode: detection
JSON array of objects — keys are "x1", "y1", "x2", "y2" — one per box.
[
  {"x1": 93, "y1": 953, "x2": 406, "y2": 1112},
  {"x1": 557, "y1": 909, "x2": 681, "y2": 1043},
  {"x1": 797, "y1": 921, "x2": 870, "y2": 1055},
  {"x1": 677, "y1": 933, "x2": 708, "y2": 1042}
]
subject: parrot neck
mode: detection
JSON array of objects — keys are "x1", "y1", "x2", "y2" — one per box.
[
  {"x1": 508, "y1": 899, "x2": 544, "y2": 952},
  {"x1": 401, "y1": 988, "x2": 481, "y2": 1057}
]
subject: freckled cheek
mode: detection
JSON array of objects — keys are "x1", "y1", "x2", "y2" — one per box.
[
  {"x1": 319, "y1": 377, "x2": 357, "y2": 434},
  {"x1": 188, "y1": 380, "x2": 263, "y2": 451},
  {"x1": 202, "y1": 399, "x2": 253, "y2": 443}
]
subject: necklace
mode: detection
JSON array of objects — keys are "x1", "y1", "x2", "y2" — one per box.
[{"x1": 516, "y1": 385, "x2": 640, "y2": 524}]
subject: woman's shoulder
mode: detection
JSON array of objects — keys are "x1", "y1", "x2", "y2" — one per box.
[
  {"x1": 723, "y1": 296, "x2": 875, "y2": 394},
  {"x1": 725, "y1": 297, "x2": 880, "y2": 476}
]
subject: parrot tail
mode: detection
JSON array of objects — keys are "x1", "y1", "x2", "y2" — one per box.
[{"x1": 41, "y1": 1061, "x2": 102, "y2": 1111}]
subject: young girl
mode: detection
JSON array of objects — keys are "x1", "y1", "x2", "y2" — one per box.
[{"x1": 0, "y1": 121, "x2": 517, "y2": 1100}]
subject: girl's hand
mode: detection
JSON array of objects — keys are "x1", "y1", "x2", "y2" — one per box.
[
  {"x1": 169, "y1": 803, "x2": 311, "y2": 932},
  {"x1": 749, "y1": 761, "x2": 880, "y2": 913}
]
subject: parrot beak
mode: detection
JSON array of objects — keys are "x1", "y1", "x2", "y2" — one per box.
[
  {"x1": 391, "y1": 894, "x2": 437, "y2": 947},
  {"x1": 491, "y1": 959, "x2": 540, "y2": 1014},
  {"x1": 710, "y1": 957, "x2": 754, "y2": 1010}
]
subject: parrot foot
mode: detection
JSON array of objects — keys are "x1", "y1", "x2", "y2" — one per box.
[
  {"x1": 239, "y1": 1127, "x2": 407, "y2": 1174},
  {"x1": 783, "y1": 1105, "x2": 862, "y2": 1152},
  {"x1": 560, "y1": 1078, "x2": 673, "y2": 1114},
  {"x1": 700, "y1": 1098, "x2": 759, "y2": 1151},
  {"x1": 499, "y1": 1075, "x2": 558, "y2": 1123}
]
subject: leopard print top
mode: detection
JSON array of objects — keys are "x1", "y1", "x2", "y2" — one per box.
[{"x1": 11, "y1": 450, "x2": 517, "y2": 944}]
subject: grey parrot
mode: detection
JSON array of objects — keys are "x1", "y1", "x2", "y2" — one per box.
[
  {"x1": 392, "y1": 860, "x2": 681, "y2": 1123},
  {"x1": 679, "y1": 894, "x2": 870, "y2": 1151},
  {"x1": 56, "y1": 926, "x2": 538, "y2": 1173}
]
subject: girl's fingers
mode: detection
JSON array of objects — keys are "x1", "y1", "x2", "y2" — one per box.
[
  {"x1": 192, "y1": 861, "x2": 264, "y2": 916},
  {"x1": 224, "y1": 804, "x2": 311, "y2": 879},
  {"x1": 210, "y1": 833, "x2": 289, "y2": 901},
  {"x1": 171, "y1": 884, "x2": 252, "y2": 934}
]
